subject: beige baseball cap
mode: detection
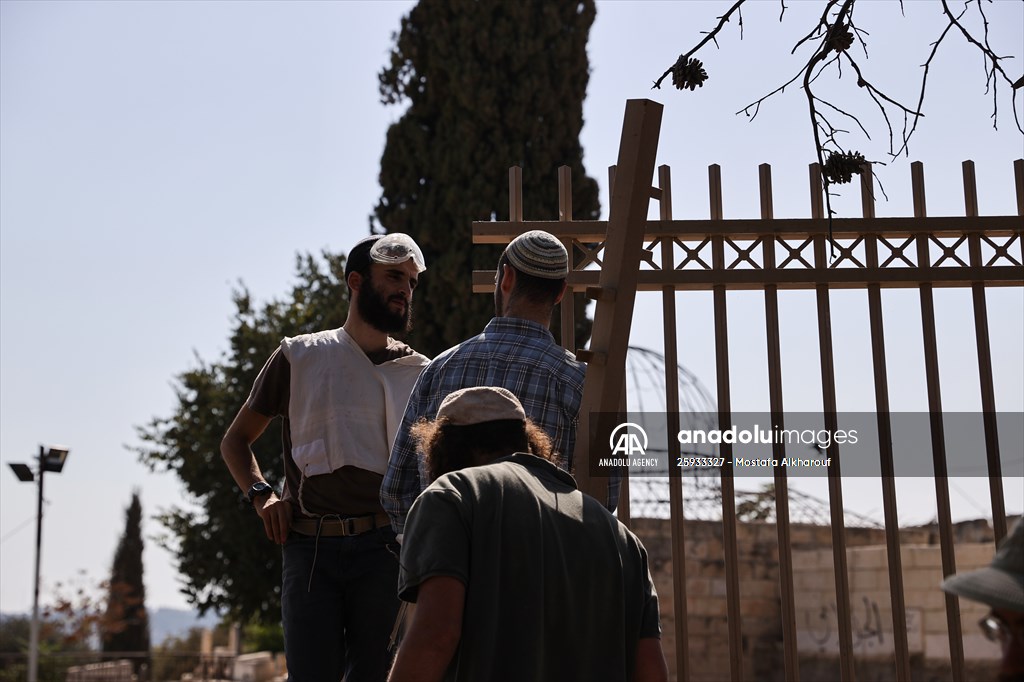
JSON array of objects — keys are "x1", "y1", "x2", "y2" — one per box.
[{"x1": 435, "y1": 386, "x2": 526, "y2": 426}]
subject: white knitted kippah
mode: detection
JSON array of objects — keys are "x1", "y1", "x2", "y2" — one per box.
[{"x1": 504, "y1": 230, "x2": 568, "y2": 279}]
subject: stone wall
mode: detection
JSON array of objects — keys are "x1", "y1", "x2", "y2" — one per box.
[
  {"x1": 792, "y1": 542, "x2": 1001, "y2": 677},
  {"x1": 629, "y1": 517, "x2": 1013, "y2": 682}
]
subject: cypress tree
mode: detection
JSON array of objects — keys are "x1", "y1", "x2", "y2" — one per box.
[
  {"x1": 375, "y1": 0, "x2": 600, "y2": 356},
  {"x1": 102, "y1": 491, "x2": 151, "y2": 673}
]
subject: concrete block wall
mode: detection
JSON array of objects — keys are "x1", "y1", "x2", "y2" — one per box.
[
  {"x1": 629, "y1": 516, "x2": 1014, "y2": 682},
  {"x1": 633, "y1": 518, "x2": 822, "y2": 682},
  {"x1": 791, "y1": 541, "x2": 1002, "y2": 664}
]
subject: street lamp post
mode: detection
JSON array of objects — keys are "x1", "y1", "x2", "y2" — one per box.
[{"x1": 8, "y1": 445, "x2": 69, "y2": 682}]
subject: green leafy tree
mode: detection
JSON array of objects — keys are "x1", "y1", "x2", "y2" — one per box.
[
  {"x1": 101, "y1": 492, "x2": 151, "y2": 673},
  {"x1": 135, "y1": 253, "x2": 349, "y2": 624},
  {"x1": 241, "y1": 621, "x2": 284, "y2": 654},
  {"x1": 375, "y1": 0, "x2": 601, "y2": 357},
  {"x1": 0, "y1": 615, "x2": 35, "y2": 681},
  {"x1": 0, "y1": 612, "x2": 92, "y2": 682}
]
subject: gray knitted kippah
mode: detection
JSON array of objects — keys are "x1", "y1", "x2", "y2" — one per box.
[{"x1": 504, "y1": 230, "x2": 568, "y2": 279}]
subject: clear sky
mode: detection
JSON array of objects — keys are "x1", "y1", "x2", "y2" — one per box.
[{"x1": 2, "y1": 1, "x2": 1022, "y2": 616}]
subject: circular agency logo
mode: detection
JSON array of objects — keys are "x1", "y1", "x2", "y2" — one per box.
[{"x1": 609, "y1": 422, "x2": 649, "y2": 457}]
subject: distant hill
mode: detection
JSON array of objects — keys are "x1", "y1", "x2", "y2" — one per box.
[
  {"x1": 149, "y1": 607, "x2": 221, "y2": 645},
  {"x1": 1, "y1": 607, "x2": 220, "y2": 647}
]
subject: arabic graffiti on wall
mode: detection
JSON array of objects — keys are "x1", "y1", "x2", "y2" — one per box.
[{"x1": 796, "y1": 597, "x2": 923, "y2": 656}]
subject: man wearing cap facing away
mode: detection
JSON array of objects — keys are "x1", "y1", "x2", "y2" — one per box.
[
  {"x1": 387, "y1": 386, "x2": 668, "y2": 682},
  {"x1": 941, "y1": 520, "x2": 1024, "y2": 681},
  {"x1": 220, "y1": 234, "x2": 429, "y2": 681},
  {"x1": 381, "y1": 229, "x2": 618, "y2": 539}
]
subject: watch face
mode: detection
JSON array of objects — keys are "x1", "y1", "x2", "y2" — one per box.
[{"x1": 248, "y1": 482, "x2": 272, "y2": 502}]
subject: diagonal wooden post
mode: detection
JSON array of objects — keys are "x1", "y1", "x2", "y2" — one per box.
[{"x1": 573, "y1": 98, "x2": 662, "y2": 504}]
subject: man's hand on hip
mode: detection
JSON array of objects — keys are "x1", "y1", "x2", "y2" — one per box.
[{"x1": 255, "y1": 494, "x2": 292, "y2": 544}]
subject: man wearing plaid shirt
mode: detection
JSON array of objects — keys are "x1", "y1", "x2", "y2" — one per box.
[{"x1": 382, "y1": 229, "x2": 618, "y2": 537}]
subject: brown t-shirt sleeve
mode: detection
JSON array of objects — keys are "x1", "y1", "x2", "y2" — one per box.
[{"x1": 247, "y1": 347, "x2": 290, "y2": 418}]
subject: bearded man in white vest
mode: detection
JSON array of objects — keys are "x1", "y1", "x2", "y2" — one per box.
[{"x1": 221, "y1": 233, "x2": 429, "y2": 681}]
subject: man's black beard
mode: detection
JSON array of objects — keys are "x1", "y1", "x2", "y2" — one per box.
[{"x1": 357, "y1": 274, "x2": 411, "y2": 334}]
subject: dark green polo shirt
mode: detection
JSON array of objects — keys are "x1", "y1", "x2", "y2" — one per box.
[{"x1": 399, "y1": 453, "x2": 661, "y2": 682}]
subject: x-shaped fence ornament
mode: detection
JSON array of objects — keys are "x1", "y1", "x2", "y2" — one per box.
[
  {"x1": 930, "y1": 234, "x2": 969, "y2": 268},
  {"x1": 726, "y1": 237, "x2": 764, "y2": 270},
  {"x1": 982, "y1": 234, "x2": 1023, "y2": 267},
  {"x1": 879, "y1": 236, "x2": 916, "y2": 268},
  {"x1": 573, "y1": 239, "x2": 604, "y2": 269},
  {"x1": 828, "y1": 237, "x2": 865, "y2": 269},
  {"x1": 777, "y1": 237, "x2": 814, "y2": 269},
  {"x1": 677, "y1": 237, "x2": 711, "y2": 270}
]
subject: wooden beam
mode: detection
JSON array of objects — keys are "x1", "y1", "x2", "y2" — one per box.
[{"x1": 573, "y1": 99, "x2": 662, "y2": 505}]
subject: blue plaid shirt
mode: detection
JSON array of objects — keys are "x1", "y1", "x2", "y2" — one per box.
[{"x1": 382, "y1": 316, "x2": 617, "y2": 534}]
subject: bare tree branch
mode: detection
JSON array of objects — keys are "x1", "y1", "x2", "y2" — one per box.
[
  {"x1": 903, "y1": 19, "x2": 958, "y2": 156},
  {"x1": 816, "y1": 97, "x2": 870, "y2": 139},
  {"x1": 805, "y1": 0, "x2": 856, "y2": 250},
  {"x1": 942, "y1": 0, "x2": 1023, "y2": 133},
  {"x1": 941, "y1": 0, "x2": 1017, "y2": 85},
  {"x1": 652, "y1": 0, "x2": 747, "y2": 89},
  {"x1": 840, "y1": 53, "x2": 924, "y2": 156},
  {"x1": 792, "y1": 0, "x2": 841, "y2": 56},
  {"x1": 651, "y1": 0, "x2": 1024, "y2": 251}
]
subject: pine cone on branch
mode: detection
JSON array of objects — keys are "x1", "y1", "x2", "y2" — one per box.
[
  {"x1": 827, "y1": 23, "x2": 854, "y2": 54},
  {"x1": 672, "y1": 56, "x2": 709, "y2": 91},
  {"x1": 822, "y1": 151, "x2": 867, "y2": 184}
]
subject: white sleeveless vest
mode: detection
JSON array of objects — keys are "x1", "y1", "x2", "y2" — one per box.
[{"x1": 281, "y1": 327, "x2": 428, "y2": 477}]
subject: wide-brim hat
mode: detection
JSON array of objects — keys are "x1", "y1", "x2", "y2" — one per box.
[{"x1": 941, "y1": 519, "x2": 1024, "y2": 613}]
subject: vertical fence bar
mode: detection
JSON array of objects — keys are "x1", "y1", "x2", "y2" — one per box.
[
  {"x1": 558, "y1": 166, "x2": 576, "y2": 353},
  {"x1": 710, "y1": 163, "x2": 744, "y2": 682},
  {"x1": 860, "y1": 165, "x2": 912, "y2": 682},
  {"x1": 912, "y1": 161, "x2": 965, "y2": 681},
  {"x1": 618, "y1": 380, "x2": 632, "y2": 527},
  {"x1": 659, "y1": 164, "x2": 690, "y2": 682},
  {"x1": 811, "y1": 165, "x2": 856, "y2": 682},
  {"x1": 609, "y1": 166, "x2": 617, "y2": 214},
  {"x1": 509, "y1": 166, "x2": 523, "y2": 222},
  {"x1": 1016, "y1": 159, "x2": 1024, "y2": 217},
  {"x1": 963, "y1": 160, "x2": 1006, "y2": 544},
  {"x1": 760, "y1": 164, "x2": 799, "y2": 682}
]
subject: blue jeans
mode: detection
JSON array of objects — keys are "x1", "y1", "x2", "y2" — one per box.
[{"x1": 282, "y1": 527, "x2": 400, "y2": 681}]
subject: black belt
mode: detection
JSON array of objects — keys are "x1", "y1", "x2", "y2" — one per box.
[{"x1": 291, "y1": 513, "x2": 390, "y2": 537}]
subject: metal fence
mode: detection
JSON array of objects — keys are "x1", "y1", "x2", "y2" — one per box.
[{"x1": 472, "y1": 99, "x2": 1023, "y2": 682}]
